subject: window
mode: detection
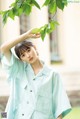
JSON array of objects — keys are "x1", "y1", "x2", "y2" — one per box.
[
  {"x1": 20, "y1": 14, "x2": 30, "y2": 34},
  {"x1": 49, "y1": 14, "x2": 61, "y2": 63}
]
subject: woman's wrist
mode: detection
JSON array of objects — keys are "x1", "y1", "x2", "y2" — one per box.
[
  {"x1": 57, "y1": 114, "x2": 62, "y2": 119},
  {"x1": 19, "y1": 29, "x2": 40, "y2": 41}
]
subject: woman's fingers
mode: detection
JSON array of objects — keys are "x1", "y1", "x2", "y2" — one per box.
[
  {"x1": 34, "y1": 33, "x2": 41, "y2": 38},
  {"x1": 29, "y1": 32, "x2": 41, "y2": 38},
  {"x1": 27, "y1": 28, "x2": 41, "y2": 38}
]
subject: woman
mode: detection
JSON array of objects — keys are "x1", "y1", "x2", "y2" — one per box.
[{"x1": 0, "y1": 29, "x2": 71, "y2": 119}]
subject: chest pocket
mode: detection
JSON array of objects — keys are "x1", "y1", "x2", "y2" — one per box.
[{"x1": 35, "y1": 94, "x2": 52, "y2": 115}]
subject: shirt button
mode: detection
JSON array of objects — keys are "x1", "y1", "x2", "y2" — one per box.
[
  {"x1": 33, "y1": 78, "x2": 35, "y2": 80},
  {"x1": 30, "y1": 90, "x2": 32, "y2": 92},
  {"x1": 27, "y1": 101, "x2": 29, "y2": 104},
  {"x1": 22, "y1": 114, "x2": 24, "y2": 116}
]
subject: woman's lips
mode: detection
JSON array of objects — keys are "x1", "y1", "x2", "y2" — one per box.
[{"x1": 29, "y1": 57, "x2": 33, "y2": 61}]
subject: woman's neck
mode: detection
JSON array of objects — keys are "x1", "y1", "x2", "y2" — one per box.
[{"x1": 31, "y1": 59, "x2": 43, "y2": 75}]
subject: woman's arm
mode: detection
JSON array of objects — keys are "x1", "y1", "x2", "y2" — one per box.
[
  {"x1": 0, "y1": 29, "x2": 40, "y2": 61},
  {"x1": 57, "y1": 114, "x2": 62, "y2": 119}
]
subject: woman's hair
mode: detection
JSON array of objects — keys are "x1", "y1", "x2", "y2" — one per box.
[{"x1": 14, "y1": 40, "x2": 33, "y2": 59}]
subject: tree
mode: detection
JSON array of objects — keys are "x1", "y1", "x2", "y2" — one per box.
[{"x1": 0, "y1": 0, "x2": 67, "y2": 40}]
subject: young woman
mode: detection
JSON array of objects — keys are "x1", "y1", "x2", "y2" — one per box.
[{"x1": 0, "y1": 29, "x2": 71, "y2": 119}]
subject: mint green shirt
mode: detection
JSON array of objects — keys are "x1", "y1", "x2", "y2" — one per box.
[{"x1": 1, "y1": 53, "x2": 71, "y2": 119}]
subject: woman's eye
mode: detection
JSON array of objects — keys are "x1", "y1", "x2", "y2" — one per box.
[
  {"x1": 21, "y1": 54, "x2": 25, "y2": 57},
  {"x1": 27, "y1": 49, "x2": 30, "y2": 52}
]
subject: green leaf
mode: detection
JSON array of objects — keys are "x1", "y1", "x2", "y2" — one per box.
[
  {"x1": 32, "y1": 28, "x2": 41, "y2": 33},
  {"x1": 40, "y1": 30, "x2": 45, "y2": 41},
  {"x1": 9, "y1": 2, "x2": 16, "y2": 8},
  {"x1": 50, "y1": 21, "x2": 55, "y2": 29},
  {"x1": 56, "y1": 0, "x2": 65, "y2": 10},
  {"x1": 23, "y1": 3, "x2": 32, "y2": 15},
  {"x1": 32, "y1": 0, "x2": 40, "y2": 9},
  {"x1": 8, "y1": 10, "x2": 15, "y2": 20},
  {"x1": 3, "y1": 11, "x2": 8, "y2": 24},
  {"x1": 47, "y1": 20, "x2": 59, "y2": 33},
  {"x1": 12, "y1": 8, "x2": 18, "y2": 16},
  {"x1": 62, "y1": 0, "x2": 68, "y2": 6},
  {"x1": 43, "y1": 0, "x2": 50, "y2": 6},
  {"x1": 18, "y1": 8, "x2": 23, "y2": 16},
  {"x1": 16, "y1": 1, "x2": 23, "y2": 8},
  {"x1": 40, "y1": 24, "x2": 48, "y2": 40},
  {"x1": 49, "y1": 1, "x2": 57, "y2": 14},
  {"x1": 53, "y1": 21, "x2": 59, "y2": 25},
  {"x1": 26, "y1": 0, "x2": 31, "y2": 3},
  {"x1": 0, "y1": 10, "x2": 4, "y2": 15},
  {"x1": 48, "y1": 21, "x2": 55, "y2": 33}
]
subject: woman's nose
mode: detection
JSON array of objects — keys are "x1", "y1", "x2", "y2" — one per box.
[{"x1": 26, "y1": 53, "x2": 30, "y2": 58}]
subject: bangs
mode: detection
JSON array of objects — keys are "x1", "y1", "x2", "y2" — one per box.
[
  {"x1": 19, "y1": 45, "x2": 30, "y2": 56},
  {"x1": 15, "y1": 41, "x2": 33, "y2": 59}
]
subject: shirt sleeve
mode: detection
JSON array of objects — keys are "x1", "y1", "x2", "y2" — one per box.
[
  {"x1": 1, "y1": 51, "x2": 21, "y2": 81},
  {"x1": 52, "y1": 72, "x2": 72, "y2": 119}
]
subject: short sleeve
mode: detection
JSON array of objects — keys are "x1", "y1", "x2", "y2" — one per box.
[
  {"x1": 1, "y1": 52, "x2": 17, "y2": 67},
  {"x1": 52, "y1": 73, "x2": 72, "y2": 118},
  {"x1": 1, "y1": 52, "x2": 22, "y2": 81}
]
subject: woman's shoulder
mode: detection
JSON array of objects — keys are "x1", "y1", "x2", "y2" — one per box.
[{"x1": 43, "y1": 64, "x2": 59, "y2": 77}]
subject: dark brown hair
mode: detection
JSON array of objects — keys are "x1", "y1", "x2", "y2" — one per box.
[{"x1": 14, "y1": 40, "x2": 33, "y2": 59}]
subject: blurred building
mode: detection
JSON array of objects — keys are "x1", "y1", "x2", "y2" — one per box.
[{"x1": 0, "y1": 0, "x2": 80, "y2": 110}]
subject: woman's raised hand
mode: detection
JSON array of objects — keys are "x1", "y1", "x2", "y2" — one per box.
[{"x1": 27, "y1": 29, "x2": 41, "y2": 38}]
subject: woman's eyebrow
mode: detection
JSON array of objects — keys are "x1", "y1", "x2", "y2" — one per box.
[
  {"x1": 20, "y1": 50, "x2": 26, "y2": 56},
  {"x1": 20, "y1": 47, "x2": 30, "y2": 55}
]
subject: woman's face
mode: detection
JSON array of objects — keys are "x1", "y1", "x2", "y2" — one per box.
[{"x1": 20, "y1": 46, "x2": 39, "y2": 64}]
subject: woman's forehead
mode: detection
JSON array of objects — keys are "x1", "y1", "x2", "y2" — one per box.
[{"x1": 19, "y1": 46, "x2": 30, "y2": 54}]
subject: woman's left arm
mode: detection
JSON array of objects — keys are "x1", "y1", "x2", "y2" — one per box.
[{"x1": 57, "y1": 114, "x2": 62, "y2": 119}]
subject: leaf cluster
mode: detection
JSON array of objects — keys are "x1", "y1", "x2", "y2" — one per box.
[
  {"x1": 0, "y1": 0, "x2": 40, "y2": 24},
  {"x1": 43, "y1": 0, "x2": 67, "y2": 14},
  {"x1": 0, "y1": 0, "x2": 68, "y2": 40},
  {"x1": 32, "y1": 21, "x2": 59, "y2": 40}
]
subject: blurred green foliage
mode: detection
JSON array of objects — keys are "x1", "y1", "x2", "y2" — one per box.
[
  {"x1": 0, "y1": 0, "x2": 68, "y2": 40},
  {"x1": 64, "y1": 107, "x2": 80, "y2": 119}
]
